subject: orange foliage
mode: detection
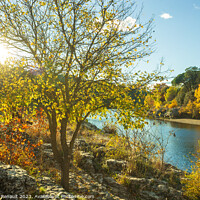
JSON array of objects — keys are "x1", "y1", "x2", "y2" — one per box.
[
  {"x1": 25, "y1": 108, "x2": 50, "y2": 143},
  {"x1": 168, "y1": 99, "x2": 178, "y2": 109},
  {"x1": 0, "y1": 119, "x2": 42, "y2": 168}
]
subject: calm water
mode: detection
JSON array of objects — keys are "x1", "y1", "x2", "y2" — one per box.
[{"x1": 88, "y1": 116, "x2": 200, "y2": 172}]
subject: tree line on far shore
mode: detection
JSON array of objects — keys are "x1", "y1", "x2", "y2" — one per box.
[{"x1": 145, "y1": 66, "x2": 200, "y2": 119}]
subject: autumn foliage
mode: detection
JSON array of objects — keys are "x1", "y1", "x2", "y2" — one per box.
[
  {"x1": 182, "y1": 142, "x2": 200, "y2": 199},
  {"x1": 0, "y1": 118, "x2": 43, "y2": 170}
]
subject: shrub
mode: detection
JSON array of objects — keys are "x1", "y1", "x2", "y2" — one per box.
[
  {"x1": 105, "y1": 135, "x2": 130, "y2": 160},
  {"x1": 73, "y1": 150, "x2": 82, "y2": 167},
  {"x1": 0, "y1": 120, "x2": 42, "y2": 172},
  {"x1": 182, "y1": 141, "x2": 200, "y2": 199},
  {"x1": 168, "y1": 99, "x2": 178, "y2": 109},
  {"x1": 102, "y1": 123, "x2": 118, "y2": 135},
  {"x1": 26, "y1": 109, "x2": 51, "y2": 143}
]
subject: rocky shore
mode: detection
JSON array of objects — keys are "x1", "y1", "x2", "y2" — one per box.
[{"x1": 0, "y1": 122, "x2": 189, "y2": 200}]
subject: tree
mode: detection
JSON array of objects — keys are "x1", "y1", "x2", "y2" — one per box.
[
  {"x1": 0, "y1": 61, "x2": 33, "y2": 122},
  {"x1": 153, "y1": 83, "x2": 169, "y2": 103},
  {"x1": 175, "y1": 88, "x2": 186, "y2": 105},
  {"x1": 164, "y1": 86, "x2": 177, "y2": 102},
  {"x1": 0, "y1": 0, "x2": 160, "y2": 191},
  {"x1": 172, "y1": 67, "x2": 200, "y2": 91}
]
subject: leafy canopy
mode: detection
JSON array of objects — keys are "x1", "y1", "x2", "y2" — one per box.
[
  {"x1": 172, "y1": 66, "x2": 200, "y2": 90},
  {"x1": 0, "y1": 0, "x2": 160, "y2": 128}
]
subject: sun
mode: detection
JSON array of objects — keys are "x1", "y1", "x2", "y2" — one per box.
[{"x1": 0, "y1": 44, "x2": 9, "y2": 64}]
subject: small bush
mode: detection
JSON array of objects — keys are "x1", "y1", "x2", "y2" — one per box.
[
  {"x1": 0, "y1": 120, "x2": 42, "y2": 172},
  {"x1": 117, "y1": 175, "x2": 132, "y2": 189},
  {"x1": 182, "y1": 141, "x2": 200, "y2": 199},
  {"x1": 105, "y1": 135, "x2": 130, "y2": 160},
  {"x1": 102, "y1": 123, "x2": 118, "y2": 135},
  {"x1": 73, "y1": 150, "x2": 82, "y2": 167},
  {"x1": 126, "y1": 157, "x2": 156, "y2": 177}
]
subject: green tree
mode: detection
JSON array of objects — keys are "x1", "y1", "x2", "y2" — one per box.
[
  {"x1": 172, "y1": 67, "x2": 200, "y2": 91},
  {"x1": 175, "y1": 88, "x2": 186, "y2": 105},
  {"x1": 164, "y1": 86, "x2": 178, "y2": 102},
  {"x1": 0, "y1": 0, "x2": 161, "y2": 191}
]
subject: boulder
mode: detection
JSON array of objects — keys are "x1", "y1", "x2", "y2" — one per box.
[
  {"x1": 0, "y1": 163, "x2": 37, "y2": 195},
  {"x1": 93, "y1": 147, "x2": 106, "y2": 160},
  {"x1": 74, "y1": 139, "x2": 91, "y2": 151},
  {"x1": 140, "y1": 191, "x2": 161, "y2": 200},
  {"x1": 77, "y1": 151, "x2": 95, "y2": 174},
  {"x1": 106, "y1": 159, "x2": 127, "y2": 172}
]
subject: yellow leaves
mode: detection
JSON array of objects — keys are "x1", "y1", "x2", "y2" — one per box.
[
  {"x1": 194, "y1": 84, "x2": 200, "y2": 103},
  {"x1": 182, "y1": 142, "x2": 200, "y2": 199},
  {"x1": 39, "y1": 1, "x2": 46, "y2": 6},
  {"x1": 18, "y1": 128, "x2": 23, "y2": 132}
]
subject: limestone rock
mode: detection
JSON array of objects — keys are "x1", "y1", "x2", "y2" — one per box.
[
  {"x1": 74, "y1": 139, "x2": 91, "y2": 151},
  {"x1": 78, "y1": 151, "x2": 95, "y2": 174},
  {"x1": 37, "y1": 176, "x2": 75, "y2": 200},
  {"x1": 140, "y1": 191, "x2": 161, "y2": 200},
  {"x1": 0, "y1": 163, "x2": 37, "y2": 195},
  {"x1": 106, "y1": 159, "x2": 127, "y2": 172}
]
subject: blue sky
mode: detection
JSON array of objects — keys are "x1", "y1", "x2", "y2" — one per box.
[{"x1": 135, "y1": 0, "x2": 200, "y2": 79}]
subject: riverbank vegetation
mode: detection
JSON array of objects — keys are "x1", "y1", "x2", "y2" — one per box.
[
  {"x1": 0, "y1": 116, "x2": 190, "y2": 199},
  {"x1": 182, "y1": 141, "x2": 200, "y2": 199},
  {"x1": 145, "y1": 66, "x2": 200, "y2": 119}
]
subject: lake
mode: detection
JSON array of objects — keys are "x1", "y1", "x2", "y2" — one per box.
[{"x1": 88, "y1": 115, "x2": 200, "y2": 172}]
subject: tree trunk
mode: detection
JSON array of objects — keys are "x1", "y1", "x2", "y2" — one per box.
[{"x1": 61, "y1": 155, "x2": 71, "y2": 192}]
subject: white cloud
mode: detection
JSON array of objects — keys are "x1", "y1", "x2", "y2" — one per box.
[
  {"x1": 120, "y1": 17, "x2": 137, "y2": 31},
  {"x1": 94, "y1": 16, "x2": 138, "y2": 33},
  {"x1": 160, "y1": 13, "x2": 173, "y2": 19},
  {"x1": 106, "y1": 17, "x2": 138, "y2": 32},
  {"x1": 193, "y1": 3, "x2": 200, "y2": 9}
]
